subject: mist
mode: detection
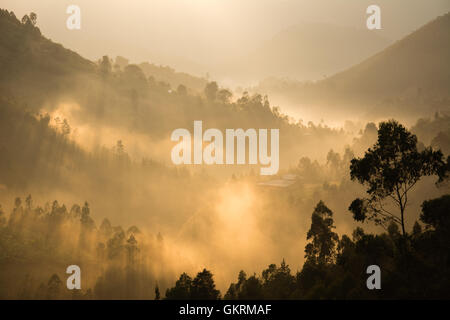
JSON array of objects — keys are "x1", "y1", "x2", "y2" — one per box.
[{"x1": 0, "y1": 2, "x2": 449, "y2": 300}]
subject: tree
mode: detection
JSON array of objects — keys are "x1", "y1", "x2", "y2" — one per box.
[
  {"x1": 224, "y1": 283, "x2": 238, "y2": 300},
  {"x1": 326, "y1": 149, "x2": 342, "y2": 177},
  {"x1": 261, "y1": 260, "x2": 295, "y2": 299},
  {"x1": 29, "y1": 12, "x2": 37, "y2": 26},
  {"x1": 114, "y1": 56, "x2": 129, "y2": 70},
  {"x1": 46, "y1": 274, "x2": 62, "y2": 299},
  {"x1": 191, "y1": 269, "x2": 220, "y2": 300},
  {"x1": 81, "y1": 201, "x2": 95, "y2": 230},
  {"x1": 165, "y1": 273, "x2": 192, "y2": 299},
  {"x1": 412, "y1": 221, "x2": 422, "y2": 237},
  {"x1": 326, "y1": 149, "x2": 341, "y2": 169},
  {"x1": 305, "y1": 201, "x2": 338, "y2": 265},
  {"x1": 349, "y1": 120, "x2": 447, "y2": 236},
  {"x1": 419, "y1": 195, "x2": 450, "y2": 277},
  {"x1": 127, "y1": 225, "x2": 140, "y2": 235},
  {"x1": 115, "y1": 140, "x2": 125, "y2": 156},
  {"x1": 177, "y1": 84, "x2": 187, "y2": 96},
  {"x1": 204, "y1": 82, "x2": 218, "y2": 101},
  {"x1": 0, "y1": 205, "x2": 6, "y2": 226},
  {"x1": 21, "y1": 15, "x2": 29, "y2": 24},
  {"x1": 15, "y1": 197, "x2": 22, "y2": 208},
  {"x1": 154, "y1": 284, "x2": 160, "y2": 300},
  {"x1": 99, "y1": 55, "x2": 112, "y2": 78},
  {"x1": 107, "y1": 228, "x2": 126, "y2": 259},
  {"x1": 99, "y1": 218, "x2": 113, "y2": 237},
  {"x1": 217, "y1": 89, "x2": 232, "y2": 103},
  {"x1": 420, "y1": 195, "x2": 450, "y2": 233},
  {"x1": 61, "y1": 119, "x2": 71, "y2": 136},
  {"x1": 126, "y1": 234, "x2": 138, "y2": 265},
  {"x1": 239, "y1": 275, "x2": 264, "y2": 299},
  {"x1": 25, "y1": 194, "x2": 33, "y2": 210},
  {"x1": 225, "y1": 270, "x2": 246, "y2": 299}
]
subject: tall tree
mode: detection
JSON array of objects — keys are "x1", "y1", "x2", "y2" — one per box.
[
  {"x1": 99, "y1": 55, "x2": 112, "y2": 79},
  {"x1": 204, "y1": 81, "x2": 218, "y2": 101},
  {"x1": 305, "y1": 201, "x2": 338, "y2": 265},
  {"x1": 165, "y1": 273, "x2": 192, "y2": 300},
  {"x1": 154, "y1": 284, "x2": 160, "y2": 300},
  {"x1": 349, "y1": 120, "x2": 447, "y2": 235},
  {"x1": 29, "y1": 12, "x2": 37, "y2": 26},
  {"x1": 46, "y1": 274, "x2": 62, "y2": 299},
  {"x1": 191, "y1": 269, "x2": 220, "y2": 300},
  {"x1": 0, "y1": 205, "x2": 5, "y2": 226}
]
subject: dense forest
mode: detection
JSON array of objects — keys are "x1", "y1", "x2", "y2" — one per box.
[
  {"x1": 0, "y1": 8, "x2": 449, "y2": 299},
  {"x1": 1, "y1": 112, "x2": 448, "y2": 299}
]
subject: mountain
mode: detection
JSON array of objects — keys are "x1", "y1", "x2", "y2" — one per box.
[
  {"x1": 319, "y1": 12, "x2": 450, "y2": 103},
  {"x1": 251, "y1": 13, "x2": 450, "y2": 122},
  {"x1": 220, "y1": 22, "x2": 391, "y2": 83},
  {"x1": 0, "y1": 9, "x2": 208, "y2": 108},
  {"x1": 0, "y1": 10, "x2": 95, "y2": 108}
]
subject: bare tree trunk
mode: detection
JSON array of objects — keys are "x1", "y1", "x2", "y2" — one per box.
[
  {"x1": 396, "y1": 184, "x2": 406, "y2": 236},
  {"x1": 400, "y1": 205, "x2": 406, "y2": 236}
]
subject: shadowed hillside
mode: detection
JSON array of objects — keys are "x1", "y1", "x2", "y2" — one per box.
[
  {"x1": 0, "y1": 5, "x2": 449, "y2": 301},
  {"x1": 252, "y1": 13, "x2": 450, "y2": 123},
  {"x1": 0, "y1": 10, "x2": 94, "y2": 108},
  {"x1": 321, "y1": 12, "x2": 450, "y2": 102},
  {"x1": 223, "y1": 23, "x2": 390, "y2": 83}
]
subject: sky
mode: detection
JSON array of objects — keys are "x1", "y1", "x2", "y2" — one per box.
[{"x1": 2, "y1": 0, "x2": 450, "y2": 76}]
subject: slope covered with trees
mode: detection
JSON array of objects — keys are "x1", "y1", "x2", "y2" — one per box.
[
  {"x1": 0, "y1": 8, "x2": 449, "y2": 300},
  {"x1": 0, "y1": 10, "x2": 94, "y2": 108},
  {"x1": 0, "y1": 120, "x2": 448, "y2": 299}
]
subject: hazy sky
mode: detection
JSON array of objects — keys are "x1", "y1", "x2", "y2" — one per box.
[{"x1": 3, "y1": 0, "x2": 450, "y2": 75}]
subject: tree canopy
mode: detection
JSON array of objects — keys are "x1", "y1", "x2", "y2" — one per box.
[{"x1": 349, "y1": 120, "x2": 448, "y2": 235}]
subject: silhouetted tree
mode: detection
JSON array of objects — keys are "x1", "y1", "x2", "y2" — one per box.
[
  {"x1": 0, "y1": 205, "x2": 5, "y2": 226},
  {"x1": 99, "y1": 55, "x2": 112, "y2": 78},
  {"x1": 204, "y1": 81, "x2": 218, "y2": 101},
  {"x1": 305, "y1": 201, "x2": 338, "y2": 265},
  {"x1": 217, "y1": 88, "x2": 232, "y2": 103},
  {"x1": 29, "y1": 12, "x2": 37, "y2": 26},
  {"x1": 190, "y1": 269, "x2": 220, "y2": 300},
  {"x1": 154, "y1": 284, "x2": 160, "y2": 300},
  {"x1": 349, "y1": 120, "x2": 447, "y2": 235},
  {"x1": 261, "y1": 260, "x2": 295, "y2": 299},
  {"x1": 126, "y1": 234, "x2": 138, "y2": 265},
  {"x1": 177, "y1": 84, "x2": 187, "y2": 95},
  {"x1": 25, "y1": 194, "x2": 33, "y2": 210},
  {"x1": 420, "y1": 195, "x2": 450, "y2": 233},
  {"x1": 46, "y1": 274, "x2": 62, "y2": 299},
  {"x1": 165, "y1": 273, "x2": 192, "y2": 300},
  {"x1": 99, "y1": 218, "x2": 113, "y2": 238},
  {"x1": 80, "y1": 201, "x2": 95, "y2": 231},
  {"x1": 240, "y1": 275, "x2": 264, "y2": 299}
]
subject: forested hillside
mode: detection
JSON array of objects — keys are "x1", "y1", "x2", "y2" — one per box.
[
  {"x1": 253, "y1": 12, "x2": 450, "y2": 122},
  {"x1": 0, "y1": 8, "x2": 449, "y2": 300}
]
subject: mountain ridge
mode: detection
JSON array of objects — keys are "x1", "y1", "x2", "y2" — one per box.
[
  {"x1": 220, "y1": 22, "x2": 391, "y2": 83},
  {"x1": 251, "y1": 12, "x2": 450, "y2": 122}
]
